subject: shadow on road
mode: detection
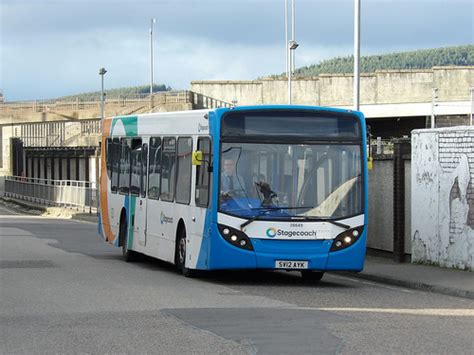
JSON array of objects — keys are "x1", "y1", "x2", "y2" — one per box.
[{"x1": 131, "y1": 254, "x2": 352, "y2": 289}]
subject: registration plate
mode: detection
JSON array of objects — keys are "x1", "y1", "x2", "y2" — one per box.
[{"x1": 275, "y1": 260, "x2": 308, "y2": 269}]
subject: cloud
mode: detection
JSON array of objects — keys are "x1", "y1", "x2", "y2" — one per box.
[{"x1": 1, "y1": 0, "x2": 472, "y2": 100}]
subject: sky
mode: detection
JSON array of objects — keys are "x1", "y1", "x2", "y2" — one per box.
[{"x1": 0, "y1": 0, "x2": 473, "y2": 101}]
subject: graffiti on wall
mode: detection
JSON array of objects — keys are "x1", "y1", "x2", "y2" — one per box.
[
  {"x1": 441, "y1": 155, "x2": 474, "y2": 269},
  {"x1": 412, "y1": 129, "x2": 474, "y2": 271}
]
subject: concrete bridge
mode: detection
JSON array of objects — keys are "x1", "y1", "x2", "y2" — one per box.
[
  {"x1": 0, "y1": 90, "x2": 232, "y2": 178},
  {"x1": 191, "y1": 66, "x2": 474, "y2": 134},
  {"x1": 0, "y1": 90, "x2": 231, "y2": 124},
  {"x1": 1, "y1": 67, "x2": 473, "y2": 180}
]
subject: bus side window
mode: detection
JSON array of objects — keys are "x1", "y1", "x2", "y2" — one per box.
[
  {"x1": 111, "y1": 138, "x2": 120, "y2": 193},
  {"x1": 141, "y1": 143, "x2": 148, "y2": 198},
  {"x1": 160, "y1": 137, "x2": 176, "y2": 202},
  {"x1": 129, "y1": 138, "x2": 142, "y2": 196},
  {"x1": 105, "y1": 138, "x2": 112, "y2": 180},
  {"x1": 118, "y1": 138, "x2": 131, "y2": 195},
  {"x1": 195, "y1": 137, "x2": 211, "y2": 207},
  {"x1": 148, "y1": 137, "x2": 161, "y2": 200},
  {"x1": 176, "y1": 137, "x2": 192, "y2": 204}
]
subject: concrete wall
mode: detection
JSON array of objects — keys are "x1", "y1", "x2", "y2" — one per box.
[
  {"x1": 191, "y1": 66, "x2": 474, "y2": 108},
  {"x1": 368, "y1": 158, "x2": 394, "y2": 252},
  {"x1": 412, "y1": 127, "x2": 474, "y2": 270},
  {"x1": 434, "y1": 67, "x2": 474, "y2": 101},
  {"x1": 190, "y1": 81, "x2": 262, "y2": 106},
  {"x1": 0, "y1": 126, "x2": 12, "y2": 176}
]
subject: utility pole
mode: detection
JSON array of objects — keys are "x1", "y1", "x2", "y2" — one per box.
[
  {"x1": 353, "y1": 0, "x2": 360, "y2": 110},
  {"x1": 99, "y1": 67, "x2": 107, "y2": 123}
]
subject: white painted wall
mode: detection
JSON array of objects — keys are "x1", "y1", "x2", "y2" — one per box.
[
  {"x1": 412, "y1": 127, "x2": 474, "y2": 270},
  {"x1": 1, "y1": 126, "x2": 13, "y2": 176}
]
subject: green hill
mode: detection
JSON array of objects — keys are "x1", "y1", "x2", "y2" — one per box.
[
  {"x1": 285, "y1": 45, "x2": 474, "y2": 77},
  {"x1": 59, "y1": 84, "x2": 171, "y2": 101}
]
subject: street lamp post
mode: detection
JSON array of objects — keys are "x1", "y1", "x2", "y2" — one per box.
[
  {"x1": 291, "y1": 0, "x2": 296, "y2": 73},
  {"x1": 285, "y1": 0, "x2": 298, "y2": 104},
  {"x1": 99, "y1": 67, "x2": 107, "y2": 122},
  {"x1": 288, "y1": 40, "x2": 299, "y2": 104},
  {"x1": 285, "y1": 0, "x2": 288, "y2": 76},
  {"x1": 150, "y1": 18, "x2": 156, "y2": 111}
]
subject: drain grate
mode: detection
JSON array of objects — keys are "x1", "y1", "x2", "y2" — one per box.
[{"x1": 0, "y1": 260, "x2": 55, "y2": 269}]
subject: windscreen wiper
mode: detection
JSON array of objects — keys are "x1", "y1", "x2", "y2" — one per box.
[{"x1": 240, "y1": 209, "x2": 270, "y2": 229}]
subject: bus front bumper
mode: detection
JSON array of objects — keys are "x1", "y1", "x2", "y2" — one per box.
[{"x1": 207, "y1": 226, "x2": 366, "y2": 272}]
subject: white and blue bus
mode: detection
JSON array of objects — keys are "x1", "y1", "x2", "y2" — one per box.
[{"x1": 99, "y1": 106, "x2": 368, "y2": 280}]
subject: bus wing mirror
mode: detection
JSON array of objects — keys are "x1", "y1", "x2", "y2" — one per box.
[{"x1": 192, "y1": 151, "x2": 203, "y2": 165}]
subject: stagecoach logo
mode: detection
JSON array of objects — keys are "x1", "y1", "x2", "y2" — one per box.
[
  {"x1": 266, "y1": 228, "x2": 277, "y2": 238},
  {"x1": 160, "y1": 211, "x2": 174, "y2": 225},
  {"x1": 266, "y1": 227, "x2": 318, "y2": 238},
  {"x1": 198, "y1": 124, "x2": 209, "y2": 132}
]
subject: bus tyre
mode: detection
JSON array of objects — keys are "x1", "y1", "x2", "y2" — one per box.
[
  {"x1": 176, "y1": 227, "x2": 198, "y2": 278},
  {"x1": 120, "y1": 219, "x2": 137, "y2": 262},
  {"x1": 301, "y1": 270, "x2": 324, "y2": 282}
]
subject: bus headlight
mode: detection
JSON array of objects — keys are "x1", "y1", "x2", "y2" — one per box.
[
  {"x1": 218, "y1": 224, "x2": 254, "y2": 251},
  {"x1": 330, "y1": 226, "x2": 364, "y2": 252}
]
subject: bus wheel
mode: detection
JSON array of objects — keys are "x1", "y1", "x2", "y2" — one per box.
[
  {"x1": 301, "y1": 270, "x2": 324, "y2": 282},
  {"x1": 176, "y1": 227, "x2": 198, "y2": 278},
  {"x1": 119, "y1": 218, "x2": 137, "y2": 262}
]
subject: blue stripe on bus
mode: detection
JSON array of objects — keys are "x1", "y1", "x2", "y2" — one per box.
[
  {"x1": 196, "y1": 209, "x2": 211, "y2": 269},
  {"x1": 196, "y1": 110, "x2": 220, "y2": 270}
]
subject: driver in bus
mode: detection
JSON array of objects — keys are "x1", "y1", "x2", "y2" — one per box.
[{"x1": 220, "y1": 158, "x2": 246, "y2": 199}]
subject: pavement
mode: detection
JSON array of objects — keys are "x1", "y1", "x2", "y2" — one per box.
[
  {"x1": 1, "y1": 196, "x2": 472, "y2": 300},
  {"x1": 347, "y1": 255, "x2": 474, "y2": 300}
]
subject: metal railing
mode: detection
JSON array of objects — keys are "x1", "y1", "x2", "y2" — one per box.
[
  {"x1": 18, "y1": 119, "x2": 101, "y2": 147},
  {"x1": 0, "y1": 90, "x2": 233, "y2": 113},
  {"x1": 0, "y1": 93, "x2": 150, "y2": 112},
  {"x1": 4, "y1": 176, "x2": 97, "y2": 213},
  {"x1": 190, "y1": 91, "x2": 233, "y2": 109}
]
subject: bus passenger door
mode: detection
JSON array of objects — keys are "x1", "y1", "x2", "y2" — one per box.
[
  {"x1": 134, "y1": 142, "x2": 148, "y2": 247},
  {"x1": 193, "y1": 137, "x2": 212, "y2": 244}
]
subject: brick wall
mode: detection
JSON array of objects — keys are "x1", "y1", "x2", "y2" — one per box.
[{"x1": 438, "y1": 130, "x2": 474, "y2": 230}]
